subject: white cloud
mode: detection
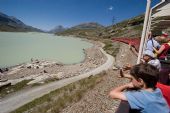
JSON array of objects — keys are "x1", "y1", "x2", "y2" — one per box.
[{"x1": 108, "y1": 6, "x2": 113, "y2": 11}]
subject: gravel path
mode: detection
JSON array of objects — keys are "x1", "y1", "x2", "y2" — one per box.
[{"x1": 0, "y1": 47, "x2": 114, "y2": 113}]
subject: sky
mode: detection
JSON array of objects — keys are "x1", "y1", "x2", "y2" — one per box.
[{"x1": 0, "y1": 0, "x2": 160, "y2": 31}]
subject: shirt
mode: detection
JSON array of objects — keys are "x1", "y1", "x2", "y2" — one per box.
[
  {"x1": 146, "y1": 38, "x2": 160, "y2": 52},
  {"x1": 124, "y1": 88, "x2": 170, "y2": 113},
  {"x1": 159, "y1": 42, "x2": 170, "y2": 59},
  {"x1": 148, "y1": 59, "x2": 161, "y2": 70}
]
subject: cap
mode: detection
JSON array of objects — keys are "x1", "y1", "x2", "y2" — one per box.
[{"x1": 162, "y1": 31, "x2": 169, "y2": 37}]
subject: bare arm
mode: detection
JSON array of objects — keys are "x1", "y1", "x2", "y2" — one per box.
[
  {"x1": 153, "y1": 45, "x2": 165, "y2": 55},
  {"x1": 109, "y1": 82, "x2": 134, "y2": 100}
]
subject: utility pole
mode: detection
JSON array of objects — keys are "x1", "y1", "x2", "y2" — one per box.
[{"x1": 112, "y1": 16, "x2": 116, "y2": 25}]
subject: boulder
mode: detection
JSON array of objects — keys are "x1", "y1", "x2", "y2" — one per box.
[
  {"x1": 43, "y1": 70, "x2": 48, "y2": 73},
  {"x1": 0, "y1": 81, "x2": 11, "y2": 89},
  {"x1": 56, "y1": 72, "x2": 64, "y2": 79},
  {"x1": 0, "y1": 68, "x2": 9, "y2": 73},
  {"x1": 27, "y1": 66, "x2": 32, "y2": 69}
]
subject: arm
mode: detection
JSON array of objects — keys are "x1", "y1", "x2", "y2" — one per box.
[
  {"x1": 119, "y1": 69, "x2": 132, "y2": 79},
  {"x1": 153, "y1": 45, "x2": 165, "y2": 55},
  {"x1": 109, "y1": 82, "x2": 134, "y2": 100}
]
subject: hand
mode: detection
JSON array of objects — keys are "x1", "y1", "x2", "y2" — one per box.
[
  {"x1": 118, "y1": 68, "x2": 124, "y2": 78},
  {"x1": 123, "y1": 63, "x2": 131, "y2": 70},
  {"x1": 153, "y1": 47, "x2": 158, "y2": 53},
  {"x1": 140, "y1": 59, "x2": 145, "y2": 63}
]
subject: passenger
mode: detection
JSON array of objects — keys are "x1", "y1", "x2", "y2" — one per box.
[
  {"x1": 145, "y1": 31, "x2": 161, "y2": 53},
  {"x1": 142, "y1": 50, "x2": 161, "y2": 70},
  {"x1": 109, "y1": 64, "x2": 170, "y2": 113},
  {"x1": 120, "y1": 67, "x2": 170, "y2": 108},
  {"x1": 153, "y1": 32, "x2": 169, "y2": 60},
  {"x1": 120, "y1": 50, "x2": 161, "y2": 73}
]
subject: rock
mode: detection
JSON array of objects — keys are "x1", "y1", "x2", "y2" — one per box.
[
  {"x1": 0, "y1": 68, "x2": 9, "y2": 73},
  {"x1": 0, "y1": 78, "x2": 8, "y2": 82},
  {"x1": 49, "y1": 74, "x2": 59, "y2": 79},
  {"x1": 0, "y1": 72, "x2": 4, "y2": 77},
  {"x1": 35, "y1": 59, "x2": 40, "y2": 64},
  {"x1": 43, "y1": 70, "x2": 48, "y2": 73},
  {"x1": 36, "y1": 66, "x2": 39, "y2": 69},
  {"x1": 112, "y1": 66, "x2": 118, "y2": 70},
  {"x1": 0, "y1": 81, "x2": 11, "y2": 89},
  {"x1": 56, "y1": 72, "x2": 63, "y2": 79},
  {"x1": 27, "y1": 74, "x2": 49, "y2": 85},
  {"x1": 20, "y1": 65, "x2": 25, "y2": 68},
  {"x1": 44, "y1": 65, "x2": 47, "y2": 67},
  {"x1": 27, "y1": 66, "x2": 32, "y2": 69},
  {"x1": 31, "y1": 58, "x2": 34, "y2": 62},
  {"x1": 20, "y1": 76, "x2": 24, "y2": 78}
]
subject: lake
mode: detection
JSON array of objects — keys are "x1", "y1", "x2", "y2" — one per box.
[{"x1": 0, "y1": 32, "x2": 92, "y2": 68}]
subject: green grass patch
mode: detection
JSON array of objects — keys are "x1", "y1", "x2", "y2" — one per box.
[
  {"x1": 103, "y1": 40, "x2": 120, "y2": 57},
  {"x1": 0, "y1": 79, "x2": 32, "y2": 98},
  {"x1": 11, "y1": 72, "x2": 105, "y2": 113}
]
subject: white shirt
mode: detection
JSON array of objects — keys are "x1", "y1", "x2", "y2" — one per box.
[{"x1": 148, "y1": 59, "x2": 161, "y2": 70}]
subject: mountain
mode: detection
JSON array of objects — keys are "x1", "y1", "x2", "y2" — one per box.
[
  {"x1": 56, "y1": 15, "x2": 144, "y2": 39},
  {"x1": 49, "y1": 25, "x2": 66, "y2": 33},
  {"x1": 56, "y1": 22, "x2": 105, "y2": 39},
  {"x1": 0, "y1": 12, "x2": 42, "y2": 32},
  {"x1": 71, "y1": 22, "x2": 104, "y2": 29}
]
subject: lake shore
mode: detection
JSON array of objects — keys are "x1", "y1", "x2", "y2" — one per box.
[{"x1": 0, "y1": 39, "x2": 107, "y2": 85}]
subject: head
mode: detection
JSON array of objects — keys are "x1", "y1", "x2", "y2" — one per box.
[
  {"x1": 159, "y1": 32, "x2": 169, "y2": 42},
  {"x1": 130, "y1": 63, "x2": 159, "y2": 90},
  {"x1": 143, "y1": 50, "x2": 154, "y2": 62}
]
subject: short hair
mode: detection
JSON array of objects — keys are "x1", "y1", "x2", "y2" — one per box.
[{"x1": 130, "y1": 63, "x2": 159, "y2": 89}]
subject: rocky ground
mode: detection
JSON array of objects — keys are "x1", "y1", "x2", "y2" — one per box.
[{"x1": 60, "y1": 42, "x2": 137, "y2": 113}]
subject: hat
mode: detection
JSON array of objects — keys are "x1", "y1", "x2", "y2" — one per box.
[
  {"x1": 143, "y1": 50, "x2": 155, "y2": 58},
  {"x1": 162, "y1": 31, "x2": 168, "y2": 37}
]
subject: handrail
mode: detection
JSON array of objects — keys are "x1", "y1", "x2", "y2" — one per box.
[{"x1": 137, "y1": 0, "x2": 152, "y2": 64}]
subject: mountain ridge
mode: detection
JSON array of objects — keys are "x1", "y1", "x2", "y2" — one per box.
[
  {"x1": 0, "y1": 12, "x2": 42, "y2": 32},
  {"x1": 49, "y1": 25, "x2": 66, "y2": 33},
  {"x1": 56, "y1": 15, "x2": 144, "y2": 39}
]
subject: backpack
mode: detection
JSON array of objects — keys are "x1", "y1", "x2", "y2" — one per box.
[{"x1": 158, "y1": 42, "x2": 170, "y2": 59}]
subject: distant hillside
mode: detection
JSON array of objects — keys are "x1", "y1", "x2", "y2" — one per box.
[
  {"x1": 102, "y1": 15, "x2": 144, "y2": 38},
  {"x1": 49, "y1": 25, "x2": 66, "y2": 33},
  {"x1": 56, "y1": 22, "x2": 105, "y2": 39},
  {"x1": 0, "y1": 12, "x2": 42, "y2": 32},
  {"x1": 71, "y1": 22, "x2": 104, "y2": 29},
  {"x1": 56, "y1": 15, "x2": 144, "y2": 39}
]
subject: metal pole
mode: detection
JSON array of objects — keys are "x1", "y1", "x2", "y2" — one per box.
[
  {"x1": 143, "y1": 9, "x2": 152, "y2": 53},
  {"x1": 137, "y1": 0, "x2": 152, "y2": 64}
]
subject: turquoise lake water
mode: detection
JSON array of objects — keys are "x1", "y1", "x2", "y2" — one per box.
[{"x1": 0, "y1": 32, "x2": 92, "y2": 68}]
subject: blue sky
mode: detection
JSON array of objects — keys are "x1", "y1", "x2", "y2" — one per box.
[{"x1": 0, "y1": 0, "x2": 160, "y2": 31}]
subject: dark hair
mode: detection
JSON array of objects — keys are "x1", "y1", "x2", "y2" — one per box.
[{"x1": 130, "y1": 63, "x2": 159, "y2": 89}]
